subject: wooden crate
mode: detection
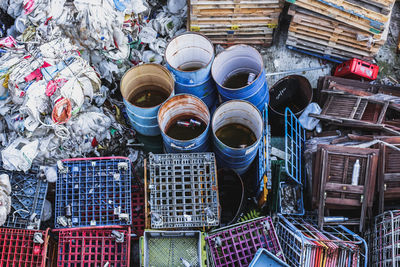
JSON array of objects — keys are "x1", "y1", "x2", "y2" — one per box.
[
  {"x1": 313, "y1": 144, "x2": 379, "y2": 232},
  {"x1": 188, "y1": 0, "x2": 283, "y2": 46},
  {"x1": 286, "y1": 0, "x2": 393, "y2": 34},
  {"x1": 377, "y1": 138, "x2": 400, "y2": 213}
]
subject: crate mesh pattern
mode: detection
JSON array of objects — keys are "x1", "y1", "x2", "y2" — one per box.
[
  {"x1": 370, "y1": 210, "x2": 400, "y2": 266},
  {"x1": 143, "y1": 231, "x2": 202, "y2": 267},
  {"x1": 131, "y1": 184, "x2": 145, "y2": 239},
  {"x1": 55, "y1": 157, "x2": 132, "y2": 228},
  {"x1": 206, "y1": 217, "x2": 285, "y2": 267},
  {"x1": 56, "y1": 227, "x2": 130, "y2": 267},
  {"x1": 148, "y1": 153, "x2": 219, "y2": 228},
  {"x1": 276, "y1": 215, "x2": 367, "y2": 267},
  {"x1": 1, "y1": 167, "x2": 48, "y2": 229},
  {"x1": 0, "y1": 228, "x2": 51, "y2": 267}
]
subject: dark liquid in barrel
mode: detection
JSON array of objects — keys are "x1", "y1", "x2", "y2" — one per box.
[
  {"x1": 129, "y1": 85, "x2": 169, "y2": 108},
  {"x1": 178, "y1": 62, "x2": 205, "y2": 71},
  {"x1": 223, "y1": 71, "x2": 253, "y2": 89},
  {"x1": 216, "y1": 123, "x2": 256, "y2": 148},
  {"x1": 166, "y1": 116, "x2": 207, "y2": 141}
]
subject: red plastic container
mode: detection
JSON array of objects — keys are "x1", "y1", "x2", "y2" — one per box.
[
  {"x1": 334, "y1": 58, "x2": 379, "y2": 80},
  {"x1": 56, "y1": 226, "x2": 131, "y2": 267},
  {"x1": 0, "y1": 228, "x2": 56, "y2": 267},
  {"x1": 131, "y1": 184, "x2": 145, "y2": 240}
]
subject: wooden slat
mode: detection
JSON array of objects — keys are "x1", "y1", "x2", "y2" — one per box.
[{"x1": 325, "y1": 183, "x2": 365, "y2": 194}]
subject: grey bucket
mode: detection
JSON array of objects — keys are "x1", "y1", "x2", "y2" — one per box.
[
  {"x1": 165, "y1": 32, "x2": 217, "y2": 110},
  {"x1": 158, "y1": 94, "x2": 210, "y2": 153},
  {"x1": 120, "y1": 64, "x2": 174, "y2": 136}
]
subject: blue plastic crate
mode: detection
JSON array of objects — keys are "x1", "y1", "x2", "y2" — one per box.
[
  {"x1": 278, "y1": 181, "x2": 305, "y2": 216},
  {"x1": 55, "y1": 157, "x2": 132, "y2": 228},
  {"x1": 1, "y1": 167, "x2": 48, "y2": 230},
  {"x1": 249, "y1": 248, "x2": 290, "y2": 267},
  {"x1": 285, "y1": 107, "x2": 305, "y2": 185}
]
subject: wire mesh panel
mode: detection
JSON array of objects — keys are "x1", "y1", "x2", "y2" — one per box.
[
  {"x1": 206, "y1": 217, "x2": 285, "y2": 267},
  {"x1": 142, "y1": 230, "x2": 204, "y2": 267},
  {"x1": 370, "y1": 210, "x2": 400, "y2": 267},
  {"x1": 148, "y1": 153, "x2": 219, "y2": 229},
  {"x1": 276, "y1": 215, "x2": 367, "y2": 267},
  {"x1": 285, "y1": 107, "x2": 306, "y2": 184},
  {"x1": 55, "y1": 157, "x2": 132, "y2": 228},
  {"x1": 0, "y1": 167, "x2": 48, "y2": 229},
  {"x1": 56, "y1": 226, "x2": 130, "y2": 267},
  {"x1": 0, "y1": 228, "x2": 54, "y2": 267}
]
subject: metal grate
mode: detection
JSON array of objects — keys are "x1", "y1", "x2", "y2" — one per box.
[
  {"x1": 56, "y1": 226, "x2": 130, "y2": 267},
  {"x1": 1, "y1": 167, "x2": 48, "y2": 230},
  {"x1": 276, "y1": 215, "x2": 367, "y2": 267},
  {"x1": 148, "y1": 153, "x2": 219, "y2": 229},
  {"x1": 285, "y1": 107, "x2": 305, "y2": 185},
  {"x1": 206, "y1": 217, "x2": 285, "y2": 267},
  {"x1": 55, "y1": 157, "x2": 132, "y2": 228},
  {"x1": 0, "y1": 228, "x2": 53, "y2": 267},
  {"x1": 370, "y1": 210, "x2": 400, "y2": 266},
  {"x1": 142, "y1": 230, "x2": 203, "y2": 267}
]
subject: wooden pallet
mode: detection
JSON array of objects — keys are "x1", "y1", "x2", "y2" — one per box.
[
  {"x1": 286, "y1": 0, "x2": 391, "y2": 34},
  {"x1": 188, "y1": 0, "x2": 282, "y2": 46},
  {"x1": 289, "y1": 6, "x2": 386, "y2": 46},
  {"x1": 288, "y1": 0, "x2": 393, "y2": 25},
  {"x1": 286, "y1": 35, "x2": 373, "y2": 60}
]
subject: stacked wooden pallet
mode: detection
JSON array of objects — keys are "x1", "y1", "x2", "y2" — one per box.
[
  {"x1": 286, "y1": 0, "x2": 395, "y2": 61},
  {"x1": 188, "y1": 0, "x2": 284, "y2": 46}
]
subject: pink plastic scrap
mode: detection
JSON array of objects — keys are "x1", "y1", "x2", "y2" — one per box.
[
  {"x1": 46, "y1": 78, "x2": 68, "y2": 97},
  {"x1": 0, "y1": 36, "x2": 16, "y2": 48},
  {"x1": 25, "y1": 62, "x2": 52, "y2": 82}
]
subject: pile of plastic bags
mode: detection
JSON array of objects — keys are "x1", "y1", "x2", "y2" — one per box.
[{"x1": 0, "y1": 0, "x2": 187, "y2": 172}]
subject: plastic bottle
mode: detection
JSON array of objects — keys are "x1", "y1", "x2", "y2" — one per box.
[{"x1": 351, "y1": 159, "x2": 360, "y2": 185}]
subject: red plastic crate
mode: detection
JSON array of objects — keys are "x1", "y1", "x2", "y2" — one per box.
[
  {"x1": 131, "y1": 184, "x2": 145, "y2": 240},
  {"x1": 334, "y1": 58, "x2": 379, "y2": 80},
  {"x1": 0, "y1": 228, "x2": 56, "y2": 267},
  {"x1": 56, "y1": 226, "x2": 131, "y2": 267}
]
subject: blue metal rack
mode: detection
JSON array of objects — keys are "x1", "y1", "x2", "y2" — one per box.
[
  {"x1": 1, "y1": 167, "x2": 48, "y2": 230},
  {"x1": 55, "y1": 157, "x2": 132, "y2": 228},
  {"x1": 285, "y1": 107, "x2": 306, "y2": 185}
]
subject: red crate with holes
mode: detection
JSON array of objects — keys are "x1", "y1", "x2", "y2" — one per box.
[
  {"x1": 334, "y1": 58, "x2": 379, "y2": 80},
  {"x1": 55, "y1": 226, "x2": 130, "y2": 267},
  {"x1": 132, "y1": 184, "x2": 145, "y2": 240},
  {"x1": 0, "y1": 228, "x2": 56, "y2": 267}
]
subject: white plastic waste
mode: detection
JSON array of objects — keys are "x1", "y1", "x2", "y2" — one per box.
[{"x1": 299, "y1": 103, "x2": 322, "y2": 131}]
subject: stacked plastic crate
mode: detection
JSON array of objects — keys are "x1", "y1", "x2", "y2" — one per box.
[
  {"x1": 0, "y1": 167, "x2": 54, "y2": 267},
  {"x1": 54, "y1": 157, "x2": 132, "y2": 266},
  {"x1": 143, "y1": 152, "x2": 219, "y2": 266}
]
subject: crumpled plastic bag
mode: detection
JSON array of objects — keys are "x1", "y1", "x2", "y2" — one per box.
[{"x1": 1, "y1": 138, "x2": 39, "y2": 172}]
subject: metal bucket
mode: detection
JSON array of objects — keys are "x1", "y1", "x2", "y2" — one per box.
[
  {"x1": 120, "y1": 64, "x2": 174, "y2": 136},
  {"x1": 212, "y1": 100, "x2": 263, "y2": 174},
  {"x1": 165, "y1": 32, "x2": 217, "y2": 110},
  {"x1": 158, "y1": 94, "x2": 210, "y2": 153},
  {"x1": 268, "y1": 75, "x2": 312, "y2": 136},
  {"x1": 211, "y1": 45, "x2": 268, "y2": 112}
]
